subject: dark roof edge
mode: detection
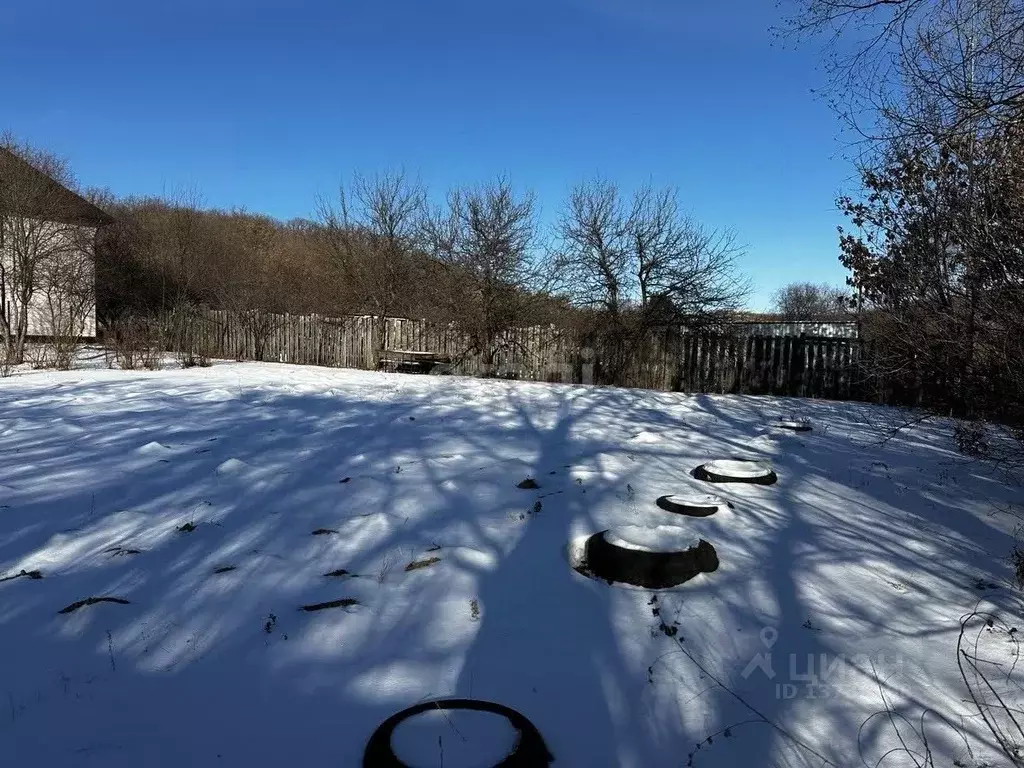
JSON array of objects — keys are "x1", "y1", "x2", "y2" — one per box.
[{"x1": 0, "y1": 147, "x2": 115, "y2": 226}]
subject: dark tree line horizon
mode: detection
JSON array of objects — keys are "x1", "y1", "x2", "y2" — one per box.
[
  {"x1": 3, "y1": 131, "x2": 856, "y2": 385},
  {"x1": 73, "y1": 168, "x2": 770, "y2": 382}
]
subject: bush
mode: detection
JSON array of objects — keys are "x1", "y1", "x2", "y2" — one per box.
[{"x1": 107, "y1": 315, "x2": 163, "y2": 370}]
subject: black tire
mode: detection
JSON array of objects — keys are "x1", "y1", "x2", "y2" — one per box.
[
  {"x1": 691, "y1": 463, "x2": 777, "y2": 486},
  {"x1": 772, "y1": 422, "x2": 812, "y2": 432},
  {"x1": 363, "y1": 698, "x2": 553, "y2": 767},
  {"x1": 655, "y1": 494, "x2": 720, "y2": 517},
  {"x1": 583, "y1": 531, "x2": 718, "y2": 589}
]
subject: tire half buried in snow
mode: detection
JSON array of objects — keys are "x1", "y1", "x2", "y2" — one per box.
[
  {"x1": 363, "y1": 698, "x2": 553, "y2": 767},
  {"x1": 656, "y1": 493, "x2": 723, "y2": 517},
  {"x1": 692, "y1": 459, "x2": 777, "y2": 485},
  {"x1": 770, "y1": 420, "x2": 812, "y2": 432},
  {"x1": 584, "y1": 528, "x2": 718, "y2": 589}
]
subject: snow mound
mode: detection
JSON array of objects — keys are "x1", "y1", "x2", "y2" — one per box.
[
  {"x1": 198, "y1": 388, "x2": 236, "y2": 402},
  {"x1": 390, "y1": 709, "x2": 518, "y2": 767},
  {"x1": 136, "y1": 441, "x2": 172, "y2": 456},
  {"x1": 215, "y1": 458, "x2": 250, "y2": 475},
  {"x1": 604, "y1": 525, "x2": 701, "y2": 553}
]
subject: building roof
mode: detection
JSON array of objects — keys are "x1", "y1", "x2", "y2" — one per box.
[{"x1": 0, "y1": 147, "x2": 114, "y2": 226}]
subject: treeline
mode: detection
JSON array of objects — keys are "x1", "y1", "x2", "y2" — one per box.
[{"x1": 88, "y1": 173, "x2": 751, "y2": 383}]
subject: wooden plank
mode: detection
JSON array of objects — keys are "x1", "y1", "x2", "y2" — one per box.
[{"x1": 176, "y1": 308, "x2": 872, "y2": 398}]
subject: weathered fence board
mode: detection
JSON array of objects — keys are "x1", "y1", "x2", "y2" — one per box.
[{"x1": 161, "y1": 309, "x2": 864, "y2": 400}]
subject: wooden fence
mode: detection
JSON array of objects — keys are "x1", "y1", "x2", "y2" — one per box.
[{"x1": 165, "y1": 309, "x2": 865, "y2": 400}]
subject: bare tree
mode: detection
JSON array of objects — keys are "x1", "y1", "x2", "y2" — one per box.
[
  {"x1": 160, "y1": 187, "x2": 210, "y2": 366},
  {"x1": 0, "y1": 135, "x2": 101, "y2": 367},
  {"x1": 838, "y1": 120, "x2": 1024, "y2": 469},
  {"x1": 557, "y1": 179, "x2": 746, "y2": 320},
  {"x1": 421, "y1": 177, "x2": 540, "y2": 373},
  {"x1": 770, "y1": 281, "x2": 849, "y2": 319},
  {"x1": 628, "y1": 184, "x2": 749, "y2": 326},
  {"x1": 315, "y1": 171, "x2": 425, "y2": 350},
  {"x1": 555, "y1": 179, "x2": 748, "y2": 383},
  {"x1": 555, "y1": 178, "x2": 632, "y2": 316},
  {"x1": 38, "y1": 244, "x2": 95, "y2": 369},
  {"x1": 205, "y1": 212, "x2": 284, "y2": 361},
  {"x1": 786, "y1": 0, "x2": 1024, "y2": 142}
]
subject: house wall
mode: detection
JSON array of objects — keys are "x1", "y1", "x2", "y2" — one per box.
[{"x1": 0, "y1": 218, "x2": 97, "y2": 339}]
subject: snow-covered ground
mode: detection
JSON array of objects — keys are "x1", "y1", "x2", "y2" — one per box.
[{"x1": 1, "y1": 358, "x2": 1022, "y2": 767}]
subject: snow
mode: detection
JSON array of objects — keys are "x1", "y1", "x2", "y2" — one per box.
[
  {"x1": 604, "y1": 525, "x2": 702, "y2": 553},
  {"x1": 1, "y1": 360, "x2": 1022, "y2": 767},
  {"x1": 703, "y1": 458, "x2": 774, "y2": 479},
  {"x1": 390, "y1": 709, "x2": 518, "y2": 767}
]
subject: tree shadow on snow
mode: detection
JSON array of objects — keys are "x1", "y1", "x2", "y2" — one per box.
[{"x1": 0, "y1": 368, "x2": 1020, "y2": 767}]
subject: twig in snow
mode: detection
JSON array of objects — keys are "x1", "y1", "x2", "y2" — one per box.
[
  {"x1": 430, "y1": 700, "x2": 468, "y2": 743},
  {"x1": 652, "y1": 610, "x2": 838, "y2": 766},
  {"x1": 858, "y1": 659, "x2": 932, "y2": 768},
  {"x1": 377, "y1": 551, "x2": 396, "y2": 584},
  {"x1": 686, "y1": 720, "x2": 764, "y2": 766},
  {"x1": 874, "y1": 411, "x2": 933, "y2": 447},
  {"x1": 957, "y1": 606, "x2": 1024, "y2": 762}
]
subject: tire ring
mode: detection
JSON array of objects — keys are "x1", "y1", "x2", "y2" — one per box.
[
  {"x1": 583, "y1": 531, "x2": 719, "y2": 589},
  {"x1": 363, "y1": 698, "x2": 553, "y2": 767},
  {"x1": 772, "y1": 422, "x2": 812, "y2": 432},
  {"x1": 691, "y1": 463, "x2": 778, "y2": 486},
  {"x1": 655, "y1": 494, "x2": 720, "y2": 517}
]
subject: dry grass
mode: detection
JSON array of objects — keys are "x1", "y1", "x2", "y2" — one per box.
[
  {"x1": 298, "y1": 598, "x2": 360, "y2": 612},
  {"x1": 0, "y1": 569, "x2": 42, "y2": 583},
  {"x1": 58, "y1": 596, "x2": 130, "y2": 614},
  {"x1": 404, "y1": 557, "x2": 442, "y2": 572}
]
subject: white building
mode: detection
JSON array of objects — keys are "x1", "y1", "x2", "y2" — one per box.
[{"x1": 0, "y1": 147, "x2": 112, "y2": 340}]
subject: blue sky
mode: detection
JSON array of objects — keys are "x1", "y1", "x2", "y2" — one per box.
[{"x1": 3, "y1": 0, "x2": 854, "y2": 309}]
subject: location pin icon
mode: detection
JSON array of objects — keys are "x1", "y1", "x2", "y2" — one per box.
[{"x1": 760, "y1": 626, "x2": 778, "y2": 649}]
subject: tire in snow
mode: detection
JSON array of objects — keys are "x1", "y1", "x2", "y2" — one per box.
[
  {"x1": 655, "y1": 493, "x2": 723, "y2": 517},
  {"x1": 770, "y1": 419, "x2": 812, "y2": 432},
  {"x1": 691, "y1": 459, "x2": 777, "y2": 485},
  {"x1": 363, "y1": 698, "x2": 553, "y2": 767},
  {"x1": 583, "y1": 530, "x2": 719, "y2": 589}
]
